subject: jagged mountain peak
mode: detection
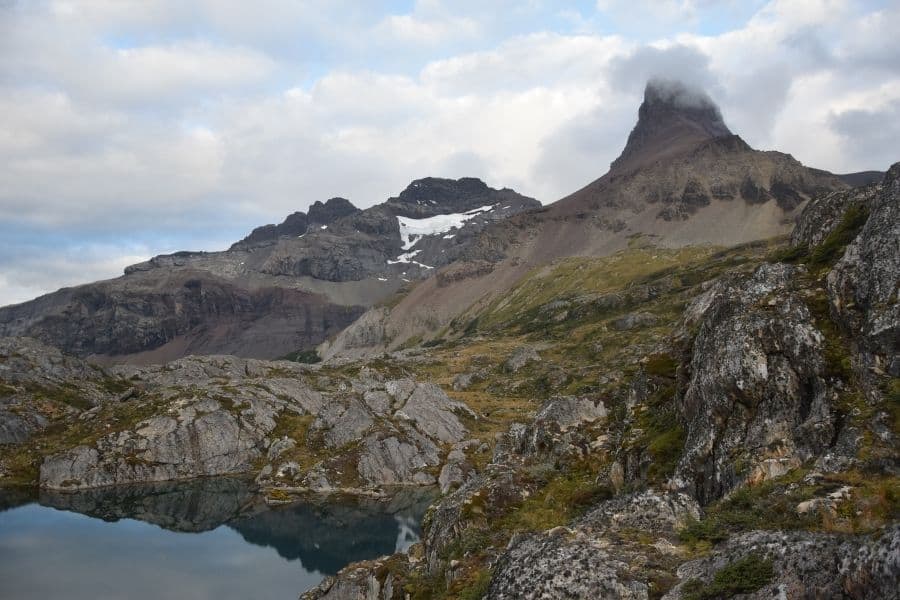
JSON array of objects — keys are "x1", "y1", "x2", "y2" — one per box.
[
  {"x1": 391, "y1": 177, "x2": 492, "y2": 211},
  {"x1": 307, "y1": 197, "x2": 359, "y2": 226},
  {"x1": 611, "y1": 78, "x2": 732, "y2": 174}
]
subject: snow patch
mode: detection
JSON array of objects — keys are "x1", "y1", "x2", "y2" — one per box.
[
  {"x1": 388, "y1": 248, "x2": 433, "y2": 269},
  {"x1": 397, "y1": 205, "x2": 494, "y2": 251}
]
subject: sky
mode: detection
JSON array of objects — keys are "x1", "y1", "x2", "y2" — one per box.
[{"x1": 1, "y1": 0, "x2": 898, "y2": 306}]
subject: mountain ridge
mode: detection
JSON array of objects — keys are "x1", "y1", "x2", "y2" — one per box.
[
  {"x1": 320, "y1": 80, "x2": 853, "y2": 360},
  {"x1": 0, "y1": 177, "x2": 538, "y2": 363}
]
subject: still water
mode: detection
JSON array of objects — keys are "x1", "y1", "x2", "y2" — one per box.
[{"x1": 0, "y1": 478, "x2": 434, "y2": 600}]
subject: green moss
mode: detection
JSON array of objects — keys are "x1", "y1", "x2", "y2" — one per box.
[
  {"x1": 100, "y1": 377, "x2": 133, "y2": 395},
  {"x1": 644, "y1": 353, "x2": 678, "y2": 378},
  {"x1": 631, "y1": 382, "x2": 685, "y2": 484},
  {"x1": 501, "y1": 463, "x2": 610, "y2": 532},
  {"x1": 808, "y1": 204, "x2": 869, "y2": 268},
  {"x1": 454, "y1": 567, "x2": 492, "y2": 600},
  {"x1": 682, "y1": 553, "x2": 774, "y2": 600},
  {"x1": 767, "y1": 243, "x2": 809, "y2": 264},
  {"x1": 280, "y1": 349, "x2": 322, "y2": 363}
]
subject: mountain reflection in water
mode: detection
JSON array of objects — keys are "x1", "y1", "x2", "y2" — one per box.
[{"x1": 0, "y1": 478, "x2": 436, "y2": 599}]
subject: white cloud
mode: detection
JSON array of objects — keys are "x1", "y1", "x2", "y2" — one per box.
[
  {"x1": 1, "y1": 0, "x2": 899, "y2": 305},
  {"x1": 375, "y1": 14, "x2": 480, "y2": 45}
]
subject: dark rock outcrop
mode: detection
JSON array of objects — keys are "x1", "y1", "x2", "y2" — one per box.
[
  {"x1": 672, "y1": 263, "x2": 835, "y2": 504},
  {"x1": 611, "y1": 78, "x2": 731, "y2": 174},
  {"x1": 231, "y1": 211, "x2": 309, "y2": 249},
  {"x1": 308, "y1": 197, "x2": 360, "y2": 227}
]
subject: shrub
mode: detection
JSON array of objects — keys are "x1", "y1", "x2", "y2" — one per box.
[
  {"x1": 808, "y1": 204, "x2": 869, "y2": 268},
  {"x1": 682, "y1": 553, "x2": 774, "y2": 600}
]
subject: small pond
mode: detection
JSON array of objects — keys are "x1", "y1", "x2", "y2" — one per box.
[{"x1": 0, "y1": 478, "x2": 434, "y2": 599}]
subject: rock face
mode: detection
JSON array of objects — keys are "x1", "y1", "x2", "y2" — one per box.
[
  {"x1": 0, "y1": 178, "x2": 537, "y2": 363},
  {"x1": 39, "y1": 355, "x2": 323, "y2": 489},
  {"x1": 231, "y1": 211, "x2": 309, "y2": 249},
  {"x1": 672, "y1": 263, "x2": 834, "y2": 504},
  {"x1": 25, "y1": 351, "x2": 474, "y2": 492},
  {"x1": 611, "y1": 78, "x2": 731, "y2": 174},
  {"x1": 790, "y1": 184, "x2": 878, "y2": 249},
  {"x1": 0, "y1": 337, "x2": 113, "y2": 444},
  {"x1": 40, "y1": 400, "x2": 266, "y2": 489},
  {"x1": 826, "y1": 163, "x2": 900, "y2": 376},
  {"x1": 500, "y1": 396, "x2": 607, "y2": 459},
  {"x1": 503, "y1": 346, "x2": 541, "y2": 373},
  {"x1": 665, "y1": 526, "x2": 900, "y2": 600},
  {"x1": 307, "y1": 197, "x2": 360, "y2": 228},
  {"x1": 488, "y1": 491, "x2": 700, "y2": 600}
]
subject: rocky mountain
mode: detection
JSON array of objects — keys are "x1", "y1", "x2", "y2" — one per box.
[
  {"x1": 0, "y1": 178, "x2": 538, "y2": 363},
  {"x1": 302, "y1": 164, "x2": 899, "y2": 600},
  {"x1": 0, "y1": 78, "x2": 896, "y2": 600},
  {"x1": 321, "y1": 80, "x2": 852, "y2": 359}
]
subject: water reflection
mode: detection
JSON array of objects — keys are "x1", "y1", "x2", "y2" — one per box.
[{"x1": 0, "y1": 480, "x2": 436, "y2": 599}]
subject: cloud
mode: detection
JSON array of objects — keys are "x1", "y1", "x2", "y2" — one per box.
[
  {"x1": 1, "y1": 0, "x2": 899, "y2": 306},
  {"x1": 608, "y1": 44, "x2": 717, "y2": 96},
  {"x1": 829, "y1": 99, "x2": 900, "y2": 171}
]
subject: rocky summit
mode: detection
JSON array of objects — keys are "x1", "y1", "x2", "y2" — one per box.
[{"x1": 0, "y1": 80, "x2": 897, "y2": 600}]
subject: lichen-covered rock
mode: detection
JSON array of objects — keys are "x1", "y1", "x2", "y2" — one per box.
[
  {"x1": 393, "y1": 382, "x2": 474, "y2": 444},
  {"x1": 503, "y1": 346, "x2": 541, "y2": 373},
  {"x1": 827, "y1": 163, "x2": 900, "y2": 376},
  {"x1": 790, "y1": 184, "x2": 878, "y2": 248},
  {"x1": 36, "y1": 354, "x2": 322, "y2": 489},
  {"x1": 39, "y1": 396, "x2": 276, "y2": 489},
  {"x1": 301, "y1": 557, "x2": 400, "y2": 600},
  {"x1": 356, "y1": 427, "x2": 441, "y2": 486},
  {"x1": 502, "y1": 396, "x2": 607, "y2": 458},
  {"x1": 578, "y1": 490, "x2": 700, "y2": 533},
  {"x1": 0, "y1": 337, "x2": 114, "y2": 443},
  {"x1": 488, "y1": 491, "x2": 699, "y2": 600},
  {"x1": 664, "y1": 526, "x2": 900, "y2": 599},
  {"x1": 487, "y1": 531, "x2": 650, "y2": 600},
  {"x1": 612, "y1": 312, "x2": 659, "y2": 331},
  {"x1": 672, "y1": 263, "x2": 835, "y2": 503},
  {"x1": 310, "y1": 400, "x2": 375, "y2": 448},
  {"x1": 423, "y1": 466, "x2": 531, "y2": 573},
  {"x1": 438, "y1": 449, "x2": 473, "y2": 494}
]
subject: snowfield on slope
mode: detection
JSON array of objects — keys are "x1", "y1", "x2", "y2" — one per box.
[{"x1": 397, "y1": 205, "x2": 495, "y2": 250}]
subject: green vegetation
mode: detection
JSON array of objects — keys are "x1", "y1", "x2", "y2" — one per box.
[
  {"x1": 501, "y1": 463, "x2": 612, "y2": 532},
  {"x1": 679, "y1": 469, "x2": 900, "y2": 551},
  {"x1": 681, "y1": 553, "x2": 774, "y2": 600},
  {"x1": 765, "y1": 204, "x2": 868, "y2": 272},
  {"x1": 808, "y1": 204, "x2": 869, "y2": 268},
  {"x1": 281, "y1": 349, "x2": 322, "y2": 363}
]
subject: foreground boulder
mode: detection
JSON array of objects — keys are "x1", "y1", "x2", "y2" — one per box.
[
  {"x1": 664, "y1": 526, "x2": 900, "y2": 599},
  {"x1": 488, "y1": 491, "x2": 699, "y2": 600}
]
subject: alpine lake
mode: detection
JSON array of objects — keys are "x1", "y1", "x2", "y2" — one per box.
[{"x1": 0, "y1": 478, "x2": 435, "y2": 599}]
